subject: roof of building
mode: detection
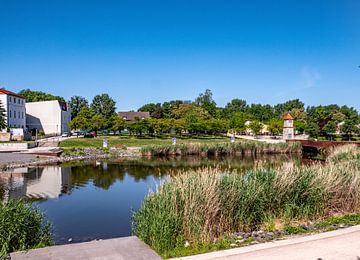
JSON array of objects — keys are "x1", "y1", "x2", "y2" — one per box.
[
  {"x1": 0, "y1": 88, "x2": 25, "y2": 99},
  {"x1": 118, "y1": 111, "x2": 151, "y2": 121},
  {"x1": 283, "y1": 113, "x2": 294, "y2": 120}
]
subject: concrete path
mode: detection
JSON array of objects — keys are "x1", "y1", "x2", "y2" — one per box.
[
  {"x1": 0, "y1": 153, "x2": 37, "y2": 164},
  {"x1": 174, "y1": 225, "x2": 360, "y2": 260},
  {"x1": 11, "y1": 236, "x2": 162, "y2": 260}
]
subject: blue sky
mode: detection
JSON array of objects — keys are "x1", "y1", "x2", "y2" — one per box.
[{"x1": 0, "y1": 0, "x2": 359, "y2": 111}]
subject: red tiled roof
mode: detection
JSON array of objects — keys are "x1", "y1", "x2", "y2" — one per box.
[
  {"x1": 0, "y1": 88, "x2": 25, "y2": 98},
  {"x1": 118, "y1": 112, "x2": 150, "y2": 121},
  {"x1": 283, "y1": 113, "x2": 294, "y2": 120}
]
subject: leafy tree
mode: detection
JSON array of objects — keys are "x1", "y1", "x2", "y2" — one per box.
[
  {"x1": 341, "y1": 119, "x2": 359, "y2": 140},
  {"x1": 111, "y1": 116, "x2": 127, "y2": 132},
  {"x1": 91, "y1": 114, "x2": 106, "y2": 131},
  {"x1": 323, "y1": 121, "x2": 336, "y2": 134},
  {"x1": 249, "y1": 121, "x2": 263, "y2": 136},
  {"x1": 19, "y1": 89, "x2": 65, "y2": 102},
  {"x1": 0, "y1": 100, "x2": 6, "y2": 130},
  {"x1": 294, "y1": 120, "x2": 306, "y2": 134},
  {"x1": 274, "y1": 99, "x2": 305, "y2": 117},
  {"x1": 267, "y1": 118, "x2": 283, "y2": 135},
  {"x1": 69, "y1": 96, "x2": 88, "y2": 118},
  {"x1": 229, "y1": 112, "x2": 248, "y2": 133},
  {"x1": 162, "y1": 100, "x2": 184, "y2": 119},
  {"x1": 195, "y1": 89, "x2": 217, "y2": 117},
  {"x1": 171, "y1": 103, "x2": 211, "y2": 120},
  {"x1": 69, "y1": 107, "x2": 95, "y2": 130},
  {"x1": 138, "y1": 103, "x2": 163, "y2": 119},
  {"x1": 223, "y1": 99, "x2": 247, "y2": 117},
  {"x1": 246, "y1": 104, "x2": 274, "y2": 122},
  {"x1": 305, "y1": 122, "x2": 320, "y2": 138},
  {"x1": 91, "y1": 94, "x2": 116, "y2": 118}
]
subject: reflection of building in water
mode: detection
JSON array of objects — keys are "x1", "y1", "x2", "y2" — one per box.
[
  {"x1": 26, "y1": 167, "x2": 71, "y2": 199},
  {"x1": 0, "y1": 166, "x2": 72, "y2": 201}
]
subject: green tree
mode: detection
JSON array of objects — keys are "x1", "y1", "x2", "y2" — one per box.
[
  {"x1": 267, "y1": 118, "x2": 283, "y2": 136},
  {"x1": 69, "y1": 107, "x2": 95, "y2": 130},
  {"x1": 274, "y1": 99, "x2": 305, "y2": 117},
  {"x1": 341, "y1": 119, "x2": 359, "y2": 140},
  {"x1": 305, "y1": 122, "x2": 320, "y2": 139},
  {"x1": 91, "y1": 114, "x2": 106, "y2": 131},
  {"x1": 19, "y1": 89, "x2": 65, "y2": 102},
  {"x1": 91, "y1": 94, "x2": 116, "y2": 118},
  {"x1": 249, "y1": 121, "x2": 263, "y2": 136},
  {"x1": 195, "y1": 89, "x2": 217, "y2": 117},
  {"x1": 223, "y1": 99, "x2": 247, "y2": 117},
  {"x1": 111, "y1": 116, "x2": 126, "y2": 132},
  {"x1": 138, "y1": 103, "x2": 163, "y2": 118},
  {"x1": 323, "y1": 121, "x2": 336, "y2": 134},
  {"x1": 69, "y1": 96, "x2": 88, "y2": 118},
  {"x1": 294, "y1": 120, "x2": 306, "y2": 134},
  {"x1": 171, "y1": 103, "x2": 211, "y2": 120},
  {"x1": 0, "y1": 100, "x2": 6, "y2": 130},
  {"x1": 229, "y1": 112, "x2": 248, "y2": 133}
]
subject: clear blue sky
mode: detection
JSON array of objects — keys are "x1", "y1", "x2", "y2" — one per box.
[{"x1": 0, "y1": 0, "x2": 359, "y2": 111}]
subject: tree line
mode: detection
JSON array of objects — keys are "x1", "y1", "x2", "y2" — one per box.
[{"x1": 17, "y1": 89, "x2": 360, "y2": 139}]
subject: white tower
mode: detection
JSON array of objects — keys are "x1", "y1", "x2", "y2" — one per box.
[{"x1": 283, "y1": 113, "x2": 294, "y2": 140}]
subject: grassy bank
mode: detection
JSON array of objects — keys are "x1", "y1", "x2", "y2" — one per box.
[
  {"x1": 141, "y1": 141, "x2": 302, "y2": 156},
  {"x1": 133, "y1": 145, "x2": 360, "y2": 258},
  {"x1": 59, "y1": 135, "x2": 229, "y2": 149},
  {"x1": 0, "y1": 200, "x2": 53, "y2": 258}
]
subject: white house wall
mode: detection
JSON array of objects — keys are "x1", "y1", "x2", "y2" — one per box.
[
  {"x1": 26, "y1": 100, "x2": 71, "y2": 135},
  {"x1": 0, "y1": 94, "x2": 26, "y2": 129}
]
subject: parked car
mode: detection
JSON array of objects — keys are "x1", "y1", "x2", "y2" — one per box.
[
  {"x1": 84, "y1": 131, "x2": 97, "y2": 138},
  {"x1": 61, "y1": 132, "x2": 71, "y2": 137}
]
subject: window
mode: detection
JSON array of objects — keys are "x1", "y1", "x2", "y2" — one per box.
[
  {"x1": 14, "y1": 111, "x2": 16, "y2": 118},
  {"x1": 14, "y1": 97, "x2": 16, "y2": 103},
  {"x1": 18, "y1": 111, "x2": 20, "y2": 118},
  {"x1": 9, "y1": 110, "x2": 11, "y2": 118},
  {"x1": 18, "y1": 99, "x2": 20, "y2": 104},
  {"x1": 22, "y1": 112, "x2": 24, "y2": 119},
  {"x1": 9, "y1": 97, "x2": 11, "y2": 102}
]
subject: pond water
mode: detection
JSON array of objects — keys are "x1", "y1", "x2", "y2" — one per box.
[{"x1": 0, "y1": 155, "x2": 304, "y2": 244}]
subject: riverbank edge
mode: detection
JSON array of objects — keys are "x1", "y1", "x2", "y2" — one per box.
[
  {"x1": 0, "y1": 148, "x2": 142, "y2": 172},
  {"x1": 1, "y1": 141, "x2": 303, "y2": 171}
]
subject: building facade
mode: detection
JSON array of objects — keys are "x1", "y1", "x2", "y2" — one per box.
[
  {"x1": 26, "y1": 100, "x2": 71, "y2": 135},
  {"x1": 283, "y1": 113, "x2": 294, "y2": 140},
  {"x1": 0, "y1": 88, "x2": 26, "y2": 130}
]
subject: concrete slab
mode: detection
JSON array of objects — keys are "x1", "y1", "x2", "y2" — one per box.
[
  {"x1": 174, "y1": 225, "x2": 360, "y2": 260},
  {"x1": 11, "y1": 236, "x2": 162, "y2": 260}
]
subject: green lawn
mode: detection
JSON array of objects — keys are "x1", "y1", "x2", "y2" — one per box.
[{"x1": 59, "y1": 135, "x2": 230, "y2": 149}]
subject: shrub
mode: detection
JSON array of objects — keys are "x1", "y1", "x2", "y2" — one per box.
[
  {"x1": 0, "y1": 200, "x2": 53, "y2": 258},
  {"x1": 141, "y1": 141, "x2": 302, "y2": 156}
]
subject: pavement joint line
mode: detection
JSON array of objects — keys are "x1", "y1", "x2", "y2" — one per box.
[{"x1": 172, "y1": 224, "x2": 360, "y2": 259}]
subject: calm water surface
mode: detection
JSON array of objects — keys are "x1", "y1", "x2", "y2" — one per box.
[{"x1": 0, "y1": 155, "x2": 302, "y2": 244}]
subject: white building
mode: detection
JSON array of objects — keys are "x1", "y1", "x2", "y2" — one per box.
[
  {"x1": 0, "y1": 88, "x2": 26, "y2": 130},
  {"x1": 26, "y1": 100, "x2": 71, "y2": 135}
]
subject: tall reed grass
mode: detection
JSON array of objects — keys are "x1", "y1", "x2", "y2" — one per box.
[
  {"x1": 133, "y1": 145, "x2": 360, "y2": 257},
  {"x1": 141, "y1": 141, "x2": 302, "y2": 156},
  {"x1": 0, "y1": 200, "x2": 53, "y2": 258}
]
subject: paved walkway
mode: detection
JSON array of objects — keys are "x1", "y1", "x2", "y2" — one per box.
[
  {"x1": 10, "y1": 236, "x2": 162, "y2": 260},
  {"x1": 174, "y1": 225, "x2": 360, "y2": 260},
  {"x1": 0, "y1": 153, "x2": 37, "y2": 164}
]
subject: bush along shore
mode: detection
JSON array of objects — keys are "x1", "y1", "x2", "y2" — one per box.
[
  {"x1": 133, "y1": 145, "x2": 360, "y2": 258},
  {"x1": 140, "y1": 141, "x2": 302, "y2": 156},
  {"x1": 0, "y1": 200, "x2": 53, "y2": 259}
]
